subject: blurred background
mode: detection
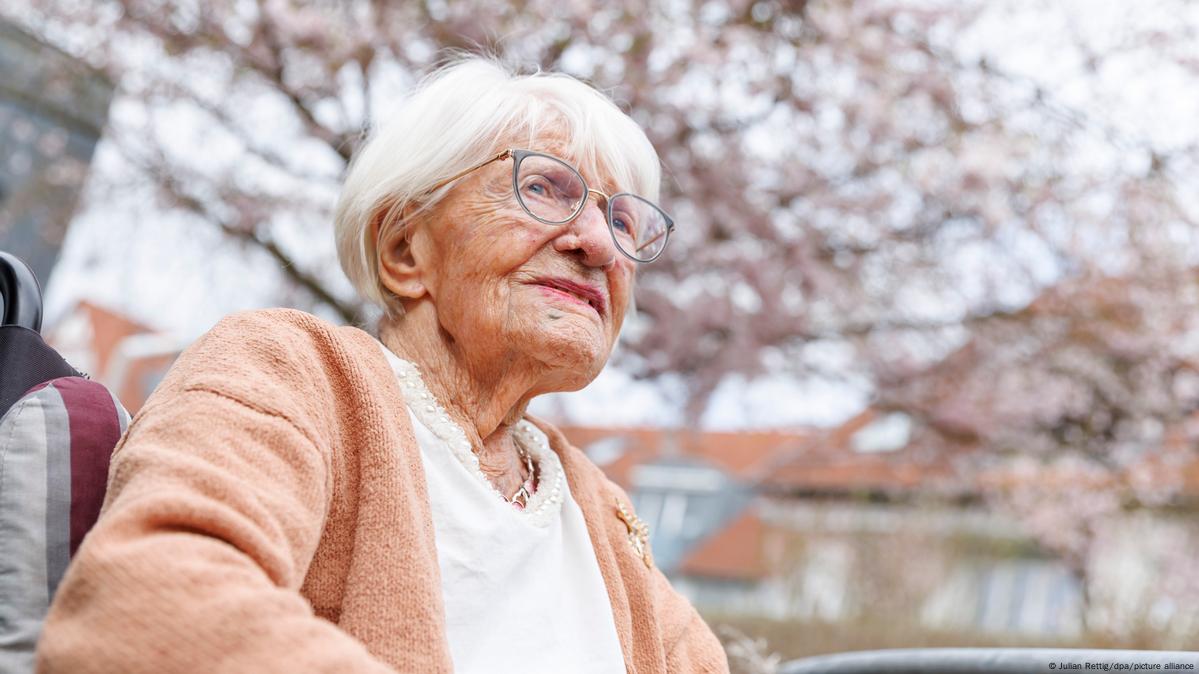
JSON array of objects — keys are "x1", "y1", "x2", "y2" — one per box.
[{"x1": 2, "y1": 0, "x2": 1198, "y2": 669}]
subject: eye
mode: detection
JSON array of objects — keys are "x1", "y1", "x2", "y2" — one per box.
[
  {"x1": 522, "y1": 175, "x2": 551, "y2": 196},
  {"x1": 610, "y1": 209, "x2": 638, "y2": 239},
  {"x1": 522, "y1": 173, "x2": 572, "y2": 203}
]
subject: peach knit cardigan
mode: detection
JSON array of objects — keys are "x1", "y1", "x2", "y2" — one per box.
[{"x1": 35, "y1": 309, "x2": 729, "y2": 673}]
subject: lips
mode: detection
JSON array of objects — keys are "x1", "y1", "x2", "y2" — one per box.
[{"x1": 528, "y1": 276, "x2": 607, "y2": 317}]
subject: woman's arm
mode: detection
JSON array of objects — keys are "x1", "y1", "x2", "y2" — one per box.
[
  {"x1": 36, "y1": 313, "x2": 397, "y2": 674},
  {"x1": 654, "y1": 567, "x2": 731, "y2": 673}
]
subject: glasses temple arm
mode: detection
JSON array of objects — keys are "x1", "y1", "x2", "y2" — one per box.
[
  {"x1": 428, "y1": 149, "x2": 512, "y2": 193},
  {"x1": 634, "y1": 229, "x2": 669, "y2": 253}
]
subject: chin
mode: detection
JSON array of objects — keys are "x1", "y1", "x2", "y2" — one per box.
[
  {"x1": 516, "y1": 307, "x2": 613, "y2": 382},
  {"x1": 555, "y1": 361, "x2": 606, "y2": 392},
  {"x1": 530, "y1": 334, "x2": 610, "y2": 391}
]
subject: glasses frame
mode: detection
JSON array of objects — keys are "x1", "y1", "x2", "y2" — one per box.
[{"x1": 428, "y1": 148, "x2": 675, "y2": 263}]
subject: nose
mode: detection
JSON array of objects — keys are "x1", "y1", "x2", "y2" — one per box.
[{"x1": 551, "y1": 191, "x2": 617, "y2": 268}]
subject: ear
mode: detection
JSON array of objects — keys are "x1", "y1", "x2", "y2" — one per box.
[{"x1": 373, "y1": 205, "x2": 427, "y2": 303}]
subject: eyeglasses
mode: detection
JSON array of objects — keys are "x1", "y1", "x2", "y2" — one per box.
[{"x1": 428, "y1": 148, "x2": 674, "y2": 263}]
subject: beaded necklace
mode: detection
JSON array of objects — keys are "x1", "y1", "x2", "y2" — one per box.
[{"x1": 509, "y1": 444, "x2": 538, "y2": 510}]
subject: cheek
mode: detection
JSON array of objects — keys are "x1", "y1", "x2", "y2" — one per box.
[
  {"x1": 433, "y1": 213, "x2": 552, "y2": 333},
  {"x1": 459, "y1": 203, "x2": 546, "y2": 270},
  {"x1": 433, "y1": 205, "x2": 525, "y2": 286},
  {"x1": 605, "y1": 269, "x2": 636, "y2": 337}
]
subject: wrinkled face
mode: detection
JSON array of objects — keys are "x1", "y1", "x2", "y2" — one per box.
[{"x1": 406, "y1": 133, "x2": 637, "y2": 392}]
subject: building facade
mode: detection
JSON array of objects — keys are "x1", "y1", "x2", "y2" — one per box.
[{"x1": 0, "y1": 19, "x2": 113, "y2": 284}]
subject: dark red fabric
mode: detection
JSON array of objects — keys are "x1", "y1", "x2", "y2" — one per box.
[{"x1": 51, "y1": 377, "x2": 121, "y2": 556}]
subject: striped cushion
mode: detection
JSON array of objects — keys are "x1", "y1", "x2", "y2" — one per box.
[{"x1": 0, "y1": 376, "x2": 129, "y2": 673}]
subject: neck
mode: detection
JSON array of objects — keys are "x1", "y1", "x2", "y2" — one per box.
[{"x1": 378, "y1": 306, "x2": 542, "y2": 488}]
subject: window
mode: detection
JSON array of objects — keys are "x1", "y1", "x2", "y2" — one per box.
[
  {"x1": 657, "y1": 492, "x2": 688, "y2": 540},
  {"x1": 851, "y1": 412, "x2": 912, "y2": 453}
]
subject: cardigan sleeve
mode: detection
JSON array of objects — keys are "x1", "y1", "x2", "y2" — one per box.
[
  {"x1": 36, "y1": 313, "x2": 397, "y2": 673},
  {"x1": 659, "y1": 574, "x2": 731, "y2": 673}
]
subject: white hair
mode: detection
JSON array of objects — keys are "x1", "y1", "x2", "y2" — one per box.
[{"x1": 334, "y1": 56, "x2": 662, "y2": 314}]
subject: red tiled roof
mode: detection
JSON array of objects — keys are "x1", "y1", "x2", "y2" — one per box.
[
  {"x1": 758, "y1": 409, "x2": 1199, "y2": 499},
  {"x1": 754, "y1": 409, "x2": 966, "y2": 494},
  {"x1": 558, "y1": 413, "x2": 971, "y2": 495},
  {"x1": 556, "y1": 425, "x2": 812, "y2": 488},
  {"x1": 976, "y1": 449, "x2": 1199, "y2": 499},
  {"x1": 676, "y1": 508, "x2": 773, "y2": 581},
  {"x1": 764, "y1": 454, "x2": 957, "y2": 493}
]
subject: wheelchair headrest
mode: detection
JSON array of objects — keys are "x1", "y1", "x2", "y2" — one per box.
[{"x1": 0, "y1": 251, "x2": 43, "y2": 332}]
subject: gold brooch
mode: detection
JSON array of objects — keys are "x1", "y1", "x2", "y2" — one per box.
[{"x1": 615, "y1": 499, "x2": 653, "y2": 568}]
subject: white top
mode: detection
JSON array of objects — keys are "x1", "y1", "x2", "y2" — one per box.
[{"x1": 377, "y1": 343, "x2": 627, "y2": 674}]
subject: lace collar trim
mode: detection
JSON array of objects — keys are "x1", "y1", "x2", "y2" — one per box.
[{"x1": 378, "y1": 343, "x2": 565, "y2": 527}]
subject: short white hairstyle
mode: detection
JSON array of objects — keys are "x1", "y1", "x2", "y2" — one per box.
[{"x1": 334, "y1": 56, "x2": 662, "y2": 314}]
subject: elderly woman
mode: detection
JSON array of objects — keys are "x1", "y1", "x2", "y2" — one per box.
[{"x1": 36, "y1": 59, "x2": 728, "y2": 673}]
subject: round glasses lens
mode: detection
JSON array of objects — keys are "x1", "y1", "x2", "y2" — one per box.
[
  {"x1": 515, "y1": 154, "x2": 587, "y2": 223},
  {"x1": 610, "y1": 194, "x2": 669, "y2": 262}
]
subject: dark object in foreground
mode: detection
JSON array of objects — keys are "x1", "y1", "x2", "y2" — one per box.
[
  {"x1": 1, "y1": 250, "x2": 127, "y2": 674},
  {"x1": 782, "y1": 648, "x2": 1199, "y2": 674},
  {"x1": 0, "y1": 251, "x2": 81, "y2": 414}
]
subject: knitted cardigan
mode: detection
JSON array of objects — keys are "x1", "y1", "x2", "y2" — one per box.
[{"x1": 35, "y1": 309, "x2": 729, "y2": 673}]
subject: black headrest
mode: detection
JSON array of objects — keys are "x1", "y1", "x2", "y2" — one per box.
[
  {"x1": 0, "y1": 251, "x2": 80, "y2": 416},
  {"x1": 0, "y1": 251, "x2": 43, "y2": 332}
]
